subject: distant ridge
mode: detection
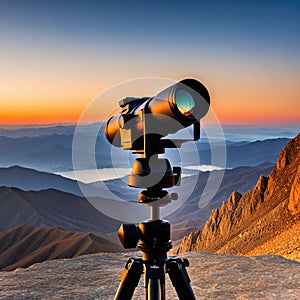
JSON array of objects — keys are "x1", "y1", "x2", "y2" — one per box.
[
  {"x1": 0, "y1": 165, "x2": 104, "y2": 197},
  {"x1": 0, "y1": 224, "x2": 123, "y2": 271},
  {"x1": 176, "y1": 133, "x2": 300, "y2": 261},
  {"x1": 0, "y1": 135, "x2": 290, "y2": 172},
  {"x1": 0, "y1": 133, "x2": 112, "y2": 171},
  {"x1": 0, "y1": 165, "x2": 84, "y2": 195},
  {"x1": 192, "y1": 137, "x2": 290, "y2": 168}
]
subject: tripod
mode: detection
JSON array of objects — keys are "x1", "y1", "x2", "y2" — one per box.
[
  {"x1": 112, "y1": 109, "x2": 200, "y2": 299},
  {"x1": 104, "y1": 79, "x2": 210, "y2": 299},
  {"x1": 113, "y1": 156, "x2": 196, "y2": 300}
]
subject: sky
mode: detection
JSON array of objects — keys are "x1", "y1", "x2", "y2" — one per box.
[{"x1": 0, "y1": 0, "x2": 299, "y2": 125}]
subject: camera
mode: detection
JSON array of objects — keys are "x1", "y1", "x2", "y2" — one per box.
[
  {"x1": 104, "y1": 78, "x2": 210, "y2": 153},
  {"x1": 104, "y1": 78, "x2": 210, "y2": 198}
]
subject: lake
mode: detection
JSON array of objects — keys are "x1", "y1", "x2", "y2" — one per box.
[{"x1": 56, "y1": 165, "x2": 223, "y2": 183}]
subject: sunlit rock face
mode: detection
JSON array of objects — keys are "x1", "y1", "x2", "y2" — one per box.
[{"x1": 176, "y1": 133, "x2": 300, "y2": 262}]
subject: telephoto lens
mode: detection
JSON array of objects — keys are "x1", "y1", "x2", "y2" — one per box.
[{"x1": 104, "y1": 78, "x2": 210, "y2": 150}]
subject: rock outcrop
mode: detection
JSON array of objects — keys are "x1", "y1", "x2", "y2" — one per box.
[
  {"x1": 288, "y1": 165, "x2": 300, "y2": 215},
  {"x1": 176, "y1": 133, "x2": 300, "y2": 261}
]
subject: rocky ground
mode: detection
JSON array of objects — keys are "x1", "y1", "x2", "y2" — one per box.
[{"x1": 0, "y1": 252, "x2": 299, "y2": 299}]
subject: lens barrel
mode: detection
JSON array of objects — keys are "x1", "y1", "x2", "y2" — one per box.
[{"x1": 104, "y1": 78, "x2": 210, "y2": 148}]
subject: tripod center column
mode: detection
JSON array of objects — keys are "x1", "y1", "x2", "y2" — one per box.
[{"x1": 150, "y1": 204, "x2": 160, "y2": 220}]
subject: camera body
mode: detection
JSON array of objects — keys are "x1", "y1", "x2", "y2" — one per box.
[{"x1": 104, "y1": 78, "x2": 210, "y2": 154}]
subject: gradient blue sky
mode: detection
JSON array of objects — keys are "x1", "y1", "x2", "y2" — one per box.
[{"x1": 0, "y1": 0, "x2": 299, "y2": 124}]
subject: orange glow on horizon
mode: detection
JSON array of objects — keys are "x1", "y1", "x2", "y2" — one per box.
[
  {"x1": 1, "y1": 75, "x2": 299, "y2": 126},
  {"x1": 0, "y1": 96, "x2": 89, "y2": 125},
  {"x1": 1, "y1": 106, "x2": 299, "y2": 126}
]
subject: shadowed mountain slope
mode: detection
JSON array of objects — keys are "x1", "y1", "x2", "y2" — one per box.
[
  {"x1": 0, "y1": 224, "x2": 123, "y2": 271},
  {"x1": 0, "y1": 186, "x2": 120, "y2": 233},
  {"x1": 176, "y1": 133, "x2": 300, "y2": 261}
]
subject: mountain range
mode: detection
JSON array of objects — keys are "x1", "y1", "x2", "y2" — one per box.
[
  {"x1": 0, "y1": 163, "x2": 273, "y2": 225},
  {"x1": 0, "y1": 160, "x2": 279, "y2": 271},
  {"x1": 0, "y1": 163, "x2": 277, "y2": 270},
  {"x1": 0, "y1": 124, "x2": 298, "y2": 272},
  {"x1": 0, "y1": 130, "x2": 290, "y2": 172},
  {"x1": 176, "y1": 133, "x2": 300, "y2": 262},
  {"x1": 1, "y1": 124, "x2": 298, "y2": 140}
]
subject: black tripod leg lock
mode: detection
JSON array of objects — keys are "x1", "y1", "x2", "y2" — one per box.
[{"x1": 166, "y1": 257, "x2": 196, "y2": 300}]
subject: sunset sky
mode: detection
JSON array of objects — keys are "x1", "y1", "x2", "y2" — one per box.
[{"x1": 0, "y1": 0, "x2": 299, "y2": 125}]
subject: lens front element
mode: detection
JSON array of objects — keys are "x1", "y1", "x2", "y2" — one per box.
[{"x1": 175, "y1": 89, "x2": 195, "y2": 116}]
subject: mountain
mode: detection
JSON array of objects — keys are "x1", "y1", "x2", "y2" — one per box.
[
  {"x1": 0, "y1": 124, "x2": 103, "y2": 138},
  {"x1": 0, "y1": 166, "x2": 85, "y2": 196},
  {"x1": 0, "y1": 165, "x2": 144, "y2": 203},
  {"x1": 0, "y1": 165, "x2": 110, "y2": 197},
  {"x1": 0, "y1": 133, "x2": 113, "y2": 171},
  {"x1": 168, "y1": 163, "x2": 273, "y2": 222},
  {"x1": 0, "y1": 135, "x2": 73, "y2": 171},
  {"x1": 176, "y1": 133, "x2": 300, "y2": 262},
  {"x1": 183, "y1": 137, "x2": 290, "y2": 168},
  {"x1": 171, "y1": 220, "x2": 204, "y2": 244},
  {"x1": 0, "y1": 224, "x2": 122, "y2": 271},
  {"x1": 0, "y1": 186, "x2": 120, "y2": 233},
  {"x1": 0, "y1": 164, "x2": 273, "y2": 243},
  {"x1": 0, "y1": 125, "x2": 77, "y2": 137}
]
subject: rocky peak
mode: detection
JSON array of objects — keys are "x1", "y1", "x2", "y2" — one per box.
[
  {"x1": 288, "y1": 164, "x2": 300, "y2": 215},
  {"x1": 276, "y1": 133, "x2": 299, "y2": 170},
  {"x1": 176, "y1": 133, "x2": 300, "y2": 260}
]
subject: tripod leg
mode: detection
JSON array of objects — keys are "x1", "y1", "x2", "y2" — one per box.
[
  {"x1": 114, "y1": 257, "x2": 143, "y2": 300},
  {"x1": 148, "y1": 278, "x2": 160, "y2": 300},
  {"x1": 144, "y1": 263, "x2": 165, "y2": 300},
  {"x1": 166, "y1": 257, "x2": 196, "y2": 300}
]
